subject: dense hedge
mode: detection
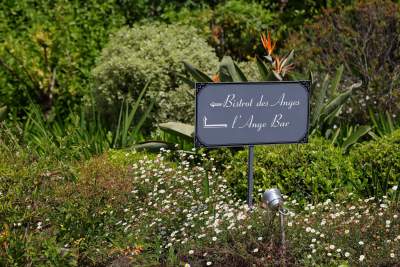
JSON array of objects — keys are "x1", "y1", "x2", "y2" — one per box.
[
  {"x1": 224, "y1": 130, "x2": 400, "y2": 202},
  {"x1": 92, "y1": 23, "x2": 219, "y2": 125},
  {"x1": 350, "y1": 129, "x2": 400, "y2": 197},
  {"x1": 224, "y1": 138, "x2": 356, "y2": 203}
]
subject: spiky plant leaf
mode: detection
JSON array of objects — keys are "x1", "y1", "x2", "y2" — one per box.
[
  {"x1": 159, "y1": 122, "x2": 194, "y2": 142},
  {"x1": 256, "y1": 56, "x2": 270, "y2": 81},
  {"x1": 234, "y1": 62, "x2": 248, "y2": 82},
  {"x1": 311, "y1": 74, "x2": 330, "y2": 128},
  {"x1": 330, "y1": 65, "x2": 344, "y2": 97},
  {"x1": 321, "y1": 81, "x2": 361, "y2": 119},
  {"x1": 219, "y1": 56, "x2": 245, "y2": 82},
  {"x1": 183, "y1": 61, "x2": 213, "y2": 82},
  {"x1": 342, "y1": 125, "x2": 371, "y2": 152},
  {"x1": 281, "y1": 50, "x2": 294, "y2": 68}
]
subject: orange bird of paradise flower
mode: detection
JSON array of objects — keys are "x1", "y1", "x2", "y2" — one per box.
[
  {"x1": 212, "y1": 73, "x2": 220, "y2": 83},
  {"x1": 261, "y1": 32, "x2": 275, "y2": 56}
]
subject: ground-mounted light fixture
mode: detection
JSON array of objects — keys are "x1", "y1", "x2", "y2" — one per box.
[
  {"x1": 262, "y1": 188, "x2": 284, "y2": 210},
  {"x1": 262, "y1": 188, "x2": 288, "y2": 254}
]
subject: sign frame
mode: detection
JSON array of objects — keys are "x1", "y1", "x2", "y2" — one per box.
[{"x1": 194, "y1": 81, "x2": 311, "y2": 148}]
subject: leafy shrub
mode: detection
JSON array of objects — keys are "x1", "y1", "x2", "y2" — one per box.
[
  {"x1": 224, "y1": 138, "x2": 356, "y2": 203},
  {"x1": 161, "y1": 5, "x2": 213, "y2": 40},
  {"x1": 212, "y1": 0, "x2": 277, "y2": 59},
  {"x1": 350, "y1": 129, "x2": 400, "y2": 198},
  {"x1": 92, "y1": 23, "x2": 218, "y2": 125},
  {"x1": 107, "y1": 149, "x2": 156, "y2": 166},
  {"x1": 163, "y1": 0, "x2": 277, "y2": 60},
  {"x1": 159, "y1": 84, "x2": 195, "y2": 124},
  {"x1": 285, "y1": 0, "x2": 400, "y2": 122},
  {"x1": 0, "y1": 0, "x2": 125, "y2": 118},
  {"x1": 118, "y1": 0, "x2": 215, "y2": 26}
]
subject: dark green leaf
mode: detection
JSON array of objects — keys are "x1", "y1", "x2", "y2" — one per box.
[
  {"x1": 183, "y1": 61, "x2": 213, "y2": 82},
  {"x1": 311, "y1": 74, "x2": 329, "y2": 128},
  {"x1": 330, "y1": 65, "x2": 344, "y2": 97},
  {"x1": 256, "y1": 56, "x2": 270, "y2": 81},
  {"x1": 342, "y1": 125, "x2": 371, "y2": 152}
]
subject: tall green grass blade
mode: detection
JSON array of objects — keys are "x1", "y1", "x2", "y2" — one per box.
[
  {"x1": 122, "y1": 101, "x2": 129, "y2": 147},
  {"x1": 386, "y1": 111, "x2": 394, "y2": 133},
  {"x1": 330, "y1": 65, "x2": 344, "y2": 97},
  {"x1": 368, "y1": 107, "x2": 380, "y2": 134},
  {"x1": 127, "y1": 80, "x2": 151, "y2": 128},
  {"x1": 311, "y1": 74, "x2": 330, "y2": 128},
  {"x1": 309, "y1": 71, "x2": 314, "y2": 85},
  {"x1": 113, "y1": 98, "x2": 124, "y2": 148},
  {"x1": 330, "y1": 127, "x2": 341, "y2": 145},
  {"x1": 132, "y1": 98, "x2": 155, "y2": 141}
]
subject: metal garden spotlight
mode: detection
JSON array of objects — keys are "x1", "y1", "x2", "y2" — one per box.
[{"x1": 262, "y1": 188, "x2": 288, "y2": 252}]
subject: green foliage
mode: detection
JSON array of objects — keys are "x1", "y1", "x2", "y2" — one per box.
[
  {"x1": 92, "y1": 23, "x2": 218, "y2": 125},
  {"x1": 162, "y1": 0, "x2": 356, "y2": 61},
  {"x1": 163, "y1": 0, "x2": 277, "y2": 60},
  {"x1": 183, "y1": 55, "x2": 263, "y2": 84},
  {"x1": 286, "y1": 0, "x2": 400, "y2": 122},
  {"x1": 236, "y1": 61, "x2": 262, "y2": 81},
  {"x1": 309, "y1": 65, "x2": 370, "y2": 151},
  {"x1": 212, "y1": 0, "x2": 276, "y2": 59},
  {"x1": 309, "y1": 66, "x2": 356, "y2": 133},
  {"x1": 259, "y1": 0, "x2": 355, "y2": 31},
  {"x1": 224, "y1": 138, "x2": 356, "y2": 203},
  {"x1": 0, "y1": 0, "x2": 125, "y2": 118},
  {"x1": 159, "y1": 84, "x2": 195, "y2": 124},
  {"x1": 112, "y1": 82, "x2": 155, "y2": 148},
  {"x1": 350, "y1": 129, "x2": 400, "y2": 198},
  {"x1": 7, "y1": 83, "x2": 152, "y2": 161},
  {"x1": 161, "y1": 4, "x2": 213, "y2": 40},
  {"x1": 336, "y1": 124, "x2": 372, "y2": 153},
  {"x1": 118, "y1": 0, "x2": 215, "y2": 26},
  {"x1": 369, "y1": 109, "x2": 400, "y2": 138}
]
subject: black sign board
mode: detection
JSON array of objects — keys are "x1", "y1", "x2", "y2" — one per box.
[{"x1": 195, "y1": 81, "x2": 310, "y2": 147}]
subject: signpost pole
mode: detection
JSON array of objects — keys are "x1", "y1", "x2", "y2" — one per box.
[{"x1": 247, "y1": 145, "x2": 255, "y2": 208}]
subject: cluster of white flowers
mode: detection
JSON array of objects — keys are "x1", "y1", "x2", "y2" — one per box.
[
  {"x1": 116, "y1": 149, "x2": 262, "y2": 259},
  {"x1": 288, "y1": 192, "x2": 400, "y2": 266}
]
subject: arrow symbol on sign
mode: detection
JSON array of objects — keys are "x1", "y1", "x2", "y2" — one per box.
[
  {"x1": 203, "y1": 116, "x2": 227, "y2": 128},
  {"x1": 209, "y1": 102, "x2": 223, "y2": 107}
]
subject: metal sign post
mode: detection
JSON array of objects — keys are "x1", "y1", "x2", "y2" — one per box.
[{"x1": 247, "y1": 145, "x2": 255, "y2": 208}]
